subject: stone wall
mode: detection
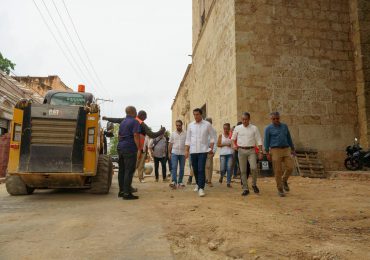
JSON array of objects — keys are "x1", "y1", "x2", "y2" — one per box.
[
  {"x1": 349, "y1": 0, "x2": 370, "y2": 148},
  {"x1": 173, "y1": 0, "x2": 368, "y2": 171},
  {"x1": 173, "y1": 0, "x2": 238, "y2": 134},
  {"x1": 234, "y1": 0, "x2": 357, "y2": 169},
  {"x1": 13, "y1": 75, "x2": 72, "y2": 97},
  {"x1": 192, "y1": 0, "x2": 216, "y2": 51}
]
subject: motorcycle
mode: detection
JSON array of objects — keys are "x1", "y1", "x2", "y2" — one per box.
[{"x1": 344, "y1": 138, "x2": 370, "y2": 170}]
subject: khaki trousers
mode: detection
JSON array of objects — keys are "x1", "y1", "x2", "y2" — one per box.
[
  {"x1": 270, "y1": 147, "x2": 294, "y2": 190},
  {"x1": 136, "y1": 151, "x2": 147, "y2": 180},
  {"x1": 205, "y1": 153, "x2": 214, "y2": 183},
  {"x1": 238, "y1": 148, "x2": 258, "y2": 190}
]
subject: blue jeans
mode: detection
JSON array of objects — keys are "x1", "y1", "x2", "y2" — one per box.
[
  {"x1": 171, "y1": 153, "x2": 185, "y2": 184},
  {"x1": 220, "y1": 154, "x2": 233, "y2": 184},
  {"x1": 190, "y1": 153, "x2": 208, "y2": 189}
]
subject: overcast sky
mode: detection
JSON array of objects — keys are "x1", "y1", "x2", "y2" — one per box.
[{"x1": 0, "y1": 0, "x2": 192, "y2": 131}]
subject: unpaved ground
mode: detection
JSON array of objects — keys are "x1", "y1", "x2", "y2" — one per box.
[{"x1": 0, "y1": 172, "x2": 369, "y2": 260}]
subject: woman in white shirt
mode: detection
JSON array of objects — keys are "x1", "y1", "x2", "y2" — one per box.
[{"x1": 217, "y1": 123, "x2": 234, "y2": 187}]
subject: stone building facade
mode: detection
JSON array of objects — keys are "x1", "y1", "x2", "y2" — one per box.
[
  {"x1": 171, "y1": 0, "x2": 370, "y2": 170},
  {"x1": 0, "y1": 70, "x2": 43, "y2": 177},
  {"x1": 13, "y1": 75, "x2": 72, "y2": 97}
]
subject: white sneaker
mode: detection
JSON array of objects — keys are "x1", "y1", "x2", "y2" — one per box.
[
  {"x1": 170, "y1": 181, "x2": 176, "y2": 189},
  {"x1": 198, "y1": 189, "x2": 205, "y2": 197},
  {"x1": 139, "y1": 179, "x2": 145, "y2": 183},
  {"x1": 193, "y1": 185, "x2": 199, "y2": 192}
]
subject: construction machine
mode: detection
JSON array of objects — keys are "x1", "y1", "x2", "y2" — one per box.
[{"x1": 5, "y1": 85, "x2": 114, "y2": 195}]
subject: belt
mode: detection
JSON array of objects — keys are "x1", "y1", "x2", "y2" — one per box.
[
  {"x1": 239, "y1": 146, "x2": 255, "y2": 150},
  {"x1": 271, "y1": 146, "x2": 289, "y2": 149}
]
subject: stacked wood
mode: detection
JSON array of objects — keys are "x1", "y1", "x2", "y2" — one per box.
[{"x1": 294, "y1": 149, "x2": 326, "y2": 178}]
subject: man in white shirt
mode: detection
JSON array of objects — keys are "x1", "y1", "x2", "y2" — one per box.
[
  {"x1": 185, "y1": 108, "x2": 215, "y2": 197},
  {"x1": 205, "y1": 117, "x2": 217, "y2": 187},
  {"x1": 168, "y1": 120, "x2": 187, "y2": 188},
  {"x1": 231, "y1": 112, "x2": 263, "y2": 196}
]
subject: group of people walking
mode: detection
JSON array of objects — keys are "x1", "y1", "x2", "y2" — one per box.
[
  {"x1": 168, "y1": 108, "x2": 295, "y2": 198},
  {"x1": 111, "y1": 106, "x2": 295, "y2": 200}
]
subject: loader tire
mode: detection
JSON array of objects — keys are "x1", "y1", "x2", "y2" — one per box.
[
  {"x1": 89, "y1": 154, "x2": 113, "y2": 194},
  {"x1": 6, "y1": 175, "x2": 34, "y2": 195}
]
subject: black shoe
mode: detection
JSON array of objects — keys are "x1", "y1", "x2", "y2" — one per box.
[
  {"x1": 242, "y1": 190, "x2": 249, "y2": 196},
  {"x1": 131, "y1": 187, "x2": 138, "y2": 193},
  {"x1": 219, "y1": 176, "x2": 223, "y2": 183},
  {"x1": 227, "y1": 183, "x2": 231, "y2": 188},
  {"x1": 278, "y1": 189, "x2": 285, "y2": 197},
  {"x1": 122, "y1": 193, "x2": 139, "y2": 200},
  {"x1": 252, "y1": 185, "x2": 260, "y2": 194},
  {"x1": 283, "y1": 181, "x2": 290, "y2": 192},
  {"x1": 118, "y1": 191, "x2": 124, "y2": 197}
]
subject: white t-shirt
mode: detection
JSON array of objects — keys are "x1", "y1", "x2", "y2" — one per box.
[
  {"x1": 219, "y1": 134, "x2": 233, "y2": 155},
  {"x1": 170, "y1": 130, "x2": 186, "y2": 155},
  {"x1": 231, "y1": 124, "x2": 262, "y2": 147}
]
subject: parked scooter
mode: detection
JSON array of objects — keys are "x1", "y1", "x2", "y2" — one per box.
[{"x1": 344, "y1": 138, "x2": 370, "y2": 170}]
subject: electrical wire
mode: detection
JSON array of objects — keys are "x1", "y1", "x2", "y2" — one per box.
[
  {"x1": 39, "y1": 0, "x2": 97, "y2": 94},
  {"x1": 51, "y1": 0, "x2": 104, "y2": 97},
  {"x1": 0, "y1": 72, "x2": 26, "y2": 97},
  {"x1": 32, "y1": 0, "x2": 83, "y2": 86},
  {"x1": 0, "y1": 79, "x2": 25, "y2": 103},
  {"x1": 38, "y1": 0, "x2": 102, "y2": 96},
  {"x1": 61, "y1": 0, "x2": 112, "y2": 98},
  {"x1": 9, "y1": 70, "x2": 45, "y2": 98},
  {"x1": 0, "y1": 78, "x2": 41, "y2": 104}
]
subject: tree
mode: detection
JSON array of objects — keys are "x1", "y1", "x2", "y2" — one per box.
[
  {"x1": 0, "y1": 52, "x2": 16, "y2": 75},
  {"x1": 108, "y1": 124, "x2": 119, "y2": 155}
]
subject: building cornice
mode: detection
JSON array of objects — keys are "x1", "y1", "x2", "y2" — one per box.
[{"x1": 171, "y1": 64, "x2": 192, "y2": 110}]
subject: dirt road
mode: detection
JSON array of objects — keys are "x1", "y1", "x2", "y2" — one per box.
[{"x1": 0, "y1": 173, "x2": 369, "y2": 260}]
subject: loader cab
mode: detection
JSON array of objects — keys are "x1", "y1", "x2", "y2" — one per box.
[{"x1": 43, "y1": 91, "x2": 95, "y2": 106}]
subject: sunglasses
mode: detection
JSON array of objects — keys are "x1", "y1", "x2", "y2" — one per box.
[
  {"x1": 272, "y1": 118, "x2": 280, "y2": 120},
  {"x1": 176, "y1": 125, "x2": 182, "y2": 127}
]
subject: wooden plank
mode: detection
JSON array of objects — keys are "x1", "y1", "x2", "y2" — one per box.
[
  {"x1": 294, "y1": 150, "x2": 325, "y2": 178},
  {"x1": 297, "y1": 159, "x2": 323, "y2": 163}
]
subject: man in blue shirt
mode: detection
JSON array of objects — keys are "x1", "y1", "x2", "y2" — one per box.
[
  {"x1": 117, "y1": 106, "x2": 141, "y2": 200},
  {"x1": 264, "y1": 112, "x2": 295, "y2": 197}
]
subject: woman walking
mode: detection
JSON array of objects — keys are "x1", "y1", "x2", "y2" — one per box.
[{"x1": 218, "y1": 123, "x2": 234, "y2": 187}]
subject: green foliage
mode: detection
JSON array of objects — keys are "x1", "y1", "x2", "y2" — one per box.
[
  {"x1": 0, "y1": 52, "x2": 16, "y2": 75},
  {"x1": 109, "y1": 124, "x2": 119, "y2": 155}
]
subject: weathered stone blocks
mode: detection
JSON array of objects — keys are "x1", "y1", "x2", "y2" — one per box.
[{"x1": 172, "y1": 0, "x2": 370, "y2": 170}]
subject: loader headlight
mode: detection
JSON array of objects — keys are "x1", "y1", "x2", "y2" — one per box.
[{"x1": 87, "y1": 127, "x2": 95, "y2": 144}]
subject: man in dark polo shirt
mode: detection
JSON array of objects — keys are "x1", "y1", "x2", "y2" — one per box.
[{"x1": 117, "y1": 106, "x2": 141, "y2": 200}]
